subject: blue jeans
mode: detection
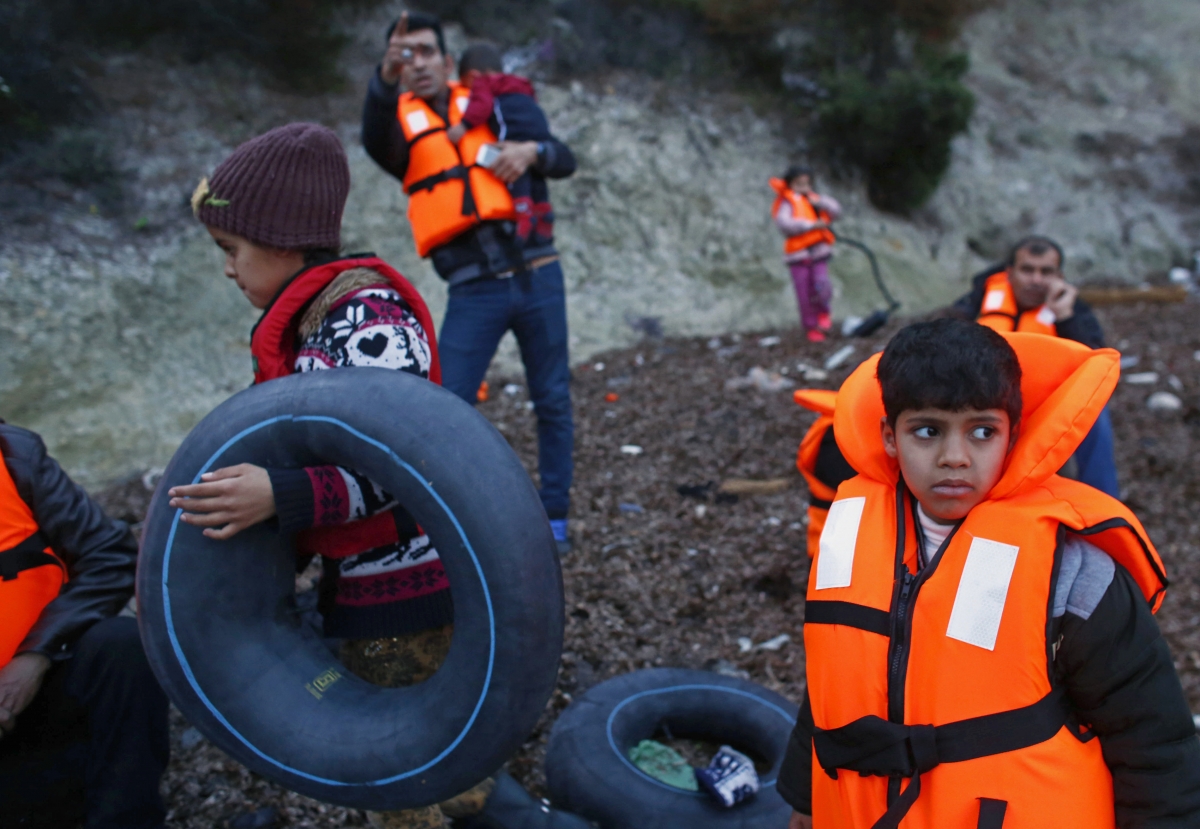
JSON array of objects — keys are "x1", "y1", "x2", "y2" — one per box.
[
  {"x1": 440, "y1": 261, "x2": 574, "y2": 519},
  {"x1": 1075, "y1": 405, "x2": 1120, "y2": 499}
]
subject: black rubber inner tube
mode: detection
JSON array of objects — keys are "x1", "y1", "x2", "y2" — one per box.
[
  {"x1": 137, "y1": 368, "x2": 564, "y2": 810},
  {"x1": 546, "y1": 668, "x2": 798, "y2": 827}
]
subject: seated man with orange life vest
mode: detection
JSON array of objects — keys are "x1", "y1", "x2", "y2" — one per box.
[
  {"x1": 0, "y1": 423, "x2": 168, "y2": 829},
  {"x1": 361, "y1": 12, "x2": 579, "y2": 553},
  {"x1": 780, "y1": 320, "x2": 1200, "y2": 829},
  {"x1": 952, "y1": 235, "x2": 1120, "y2": 498}
]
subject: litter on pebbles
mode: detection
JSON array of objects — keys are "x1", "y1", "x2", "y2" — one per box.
[
  {"x1": 725, "y1": 366, "x2": 793, "y2": 392},
  {"x1": 1147, "y1": 391, "x2": 1184, "y2": 412}
]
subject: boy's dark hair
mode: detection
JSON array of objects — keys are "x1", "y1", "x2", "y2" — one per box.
[
  {"x1": 784, "y1": 164, "x2": 814, "y2": 185},
  {"x1": 460, "y1": 42, "x2": 504, "y2": 76},
  {"x1": 387, "y1": 12, "x2": 445, "y2": 55},
  {"x1": 1006, "y1": 235, "x2": 1064, "y2": 270},
  {"x1": 877, "y1": 319, "x2": 1023, "y2": 427}
]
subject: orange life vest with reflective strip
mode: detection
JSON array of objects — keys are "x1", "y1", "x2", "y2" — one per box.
[
  {"x1": 805, "y1": 334, "x2": 1167, "y2": 829},
  {"x1": 977, "y1": 271, "x2": 1057, "y2": 337},
  {"x1": 0, "y1": 455, "x2": 67, "y2": 669},
  {"x1": 794, "y1": 389, "x2": 839, "y2": 559},
  {"x1": 770, "y1": 178, "x2": 836, "y2": 255},
  {"x1": 398, "y1": 84, "x2": 516, "y2": 258}
]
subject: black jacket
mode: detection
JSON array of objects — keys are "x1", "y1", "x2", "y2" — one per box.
[
  {"x1": 360, "y1": 69, "x2": 577, "y2": 284},
  {"x1": 2, "y1": 424, "x2": 137, "y2": 660},
  {"x1": 778, "y1": 564, "x2": 1200, "y2": 826},
  {"x1": 951, "y1": 266, "x2": 1106, "y2": 349}
]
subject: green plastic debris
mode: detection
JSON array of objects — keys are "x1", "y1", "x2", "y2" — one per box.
[{"x1": 628, "y1": 739, "x2": 699, "y2": 791}]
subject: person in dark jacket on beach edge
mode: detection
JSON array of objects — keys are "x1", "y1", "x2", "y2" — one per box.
[{"x1": 0, "y1": 423, "x2": 169, "y2": 829}]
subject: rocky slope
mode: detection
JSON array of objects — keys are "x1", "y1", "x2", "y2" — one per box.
[{"x1": 1, "y1": 0, "x2": 1198, "y2": 483}]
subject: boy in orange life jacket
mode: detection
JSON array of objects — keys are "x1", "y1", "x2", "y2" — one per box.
[
  {"x1": 770, "y1": 166, "x2": 841, "y2": 342},
  {"x1": 780, "y1": 320, "x2": 1200, "y2": 829}
]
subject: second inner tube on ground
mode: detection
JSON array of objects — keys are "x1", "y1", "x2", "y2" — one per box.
[
  {"x1": 136, "y1": 368, "x2": 564, "y2": 810},
  {"x1": 545, "y1": 667, "x2": 798, "y2": 828}
]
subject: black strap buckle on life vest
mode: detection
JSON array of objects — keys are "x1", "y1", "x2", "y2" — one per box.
[
  {"x1": 811, "y1": 687, "x2": 1068, "y2": 829},
  {"x1": 0, "y1": 531, "x2": 60, "y2": 581},
  {"x1": 805, "y1": 600, "x2": 890, "y2": 637},
  {"x1": 405, "y1": 165, "x2": 479, "y2": 218}
]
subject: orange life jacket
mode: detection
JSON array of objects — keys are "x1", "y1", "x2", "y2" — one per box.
[
  {"x1": 794, "y1": 389, "x2": 840, "y2": 559},
  {"x1": 249, "y1": 255, "x2": 441, "y2": 560},
  {"x1": 976, "y1": 270, "x2": 1058, "y2": 337},
  {"x1": 806, "y1": 333, "x2": 1167, "y2": 829},
  {"x1": 770, "y1": 178, "x2": 836, "y2": 255},
  {"x1": 0, "y1": 454, "x2": 67, "y2": 669},
  {"x1": 398, "y1": 84, "x2": 517, "y2": 258}
]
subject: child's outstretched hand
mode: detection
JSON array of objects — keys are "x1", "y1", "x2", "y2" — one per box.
[
  {"x1": 168, "y1": 464, "x2": 276, "y2": 540},
  {"x1": 446, "y1": 122, "x2": 467, "y2": 144}
]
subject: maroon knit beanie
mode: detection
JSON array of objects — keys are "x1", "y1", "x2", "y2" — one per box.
[{"x1": 192, "y1": 123, "x2": 350, "y2": 250}]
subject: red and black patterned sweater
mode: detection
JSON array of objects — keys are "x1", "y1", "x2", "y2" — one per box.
[{"x1": 267, "y1": 283, "x2": 451, "y2": 639}]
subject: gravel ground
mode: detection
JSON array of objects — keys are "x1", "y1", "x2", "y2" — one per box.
[{"x1": 87, "y1": 300, "x2": 1200, "y2": 827}]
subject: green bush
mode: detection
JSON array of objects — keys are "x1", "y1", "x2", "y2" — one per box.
[{"x1": 814, "y1": 49, "x2": 975, "y2": 212}]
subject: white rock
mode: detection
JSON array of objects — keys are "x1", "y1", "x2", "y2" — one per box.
[
  {"x1": 1147, "y1": 391, "x2": 1183, "y2": 411},
  {"x1": 593, "y1": 362, "x2": 605, "y2": 372},
  {"x1": 1169, "y1": 266, "x2": 1193, "y2": 284},
  {"x1": 756, "y1": 634, "x2": 792, "y2": 651},
  {"x1": 758, "y1": 335, "x2": 782, "y2": 347},
  {"x1": 503, "y1": 383, "x2": 521, "y2": 396},
  {"x1": 620, "y1": 444, "x2": 644, "y2": 455},
  {"x1": 1168, "y1": 375, "x2": 1184, "y2": 392},
  {"x1": 841, "y1": 316, "x2": 864, "y2": 337},
  {"x1": 1119, "y1": 355, "x2": 1141, "y2": 369},
  {"x1": 725, "y1": 366, "x2": 794, "y2": 392},
  {"x1": 737, "y1": 637, "x2": 754, "y2": 653},
  {"x1": 824, "y1": 344, "x2": 857, "y2": 370},
  {"x1": 1124, "y1": 371, "x2": 1160, "y2": 385}
]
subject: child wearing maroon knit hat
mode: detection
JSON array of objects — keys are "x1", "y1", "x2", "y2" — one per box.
[
  {"x1": 176, "y1": 121, "x2": 591, "y2": 829},
  {"x1": 177, "y1": 121, "x2": 450, "y2": 645},
  {"x1": 173, "y1": 125, "x2": 495, "y2": 825}
]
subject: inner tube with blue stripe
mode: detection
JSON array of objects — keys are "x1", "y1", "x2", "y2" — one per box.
[
  {"x1": 136, "y1": 368, "x2": 564, "y2": 810},
  {"x1": 545, "y1": 668, "x2": 798, "y2": 828}
]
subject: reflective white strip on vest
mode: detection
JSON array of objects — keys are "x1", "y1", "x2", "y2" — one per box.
[
  {"x1": 456, "y1": 95, "x2": 469, "y2": 114},
  {"x1": 405, "y1": 110, "x2": 430, "y2": 135},
  {"x1": 982, "y1": 289, "x2": 1007, "y2": 312},
  {"x1": 1036, "y1": 306, "x2": 1057, "y2": 326},
  {"x1": 946, "y1": 537, "x2": 1020, "y2": 650},
  {"x1": 815, "y1": 497, "x2": 866, "y2": 590}
]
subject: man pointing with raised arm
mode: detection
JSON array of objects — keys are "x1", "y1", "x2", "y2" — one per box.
[{"x1": 362, "y1": 12, "x2": 579, "y2": 555}]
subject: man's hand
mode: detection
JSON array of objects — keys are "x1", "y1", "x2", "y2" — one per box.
[
  {"x1": 0, "y1": 653, "x2": 51, "y2": 740},
  {"x1": 380, "y1": 12, "x2": 409, "y2": 85},
  {"x1": 491, "y1": 141, "x2": 539, "y2": 184},
  {"x1": 1045, "y1": 276, "x2": 1078, "y2": 322},
  {"x1": 789, "y1": 811, "x2": 813, "y2": 829},
  {"x1": 168, "y1": 464, "x2": 276, "y2": 540}
]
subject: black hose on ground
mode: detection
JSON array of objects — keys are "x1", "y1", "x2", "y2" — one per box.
[{"x1": 836, "y1": 235, "x2": 901, "y2": 312}]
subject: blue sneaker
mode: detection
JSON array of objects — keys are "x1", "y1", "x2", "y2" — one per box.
[{"x1": 549, "y1": 519, "x2": 571, "y2": 555}]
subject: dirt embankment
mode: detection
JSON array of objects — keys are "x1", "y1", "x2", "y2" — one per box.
[{"x1": 93, "y1": 300, "x2": 1200, "y2": 827}]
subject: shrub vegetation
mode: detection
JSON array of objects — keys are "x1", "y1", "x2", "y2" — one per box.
[{"x1": 644, "y1": 0, "x2": 987, "y2": 212}]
